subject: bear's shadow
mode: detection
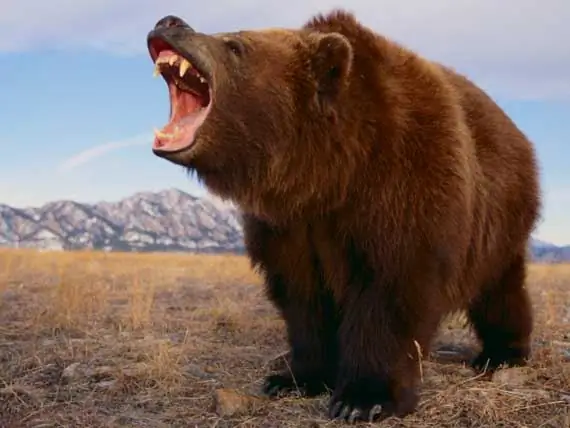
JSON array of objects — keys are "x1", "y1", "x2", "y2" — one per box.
[
  {"x1": 266, "y1": 340, "x2": 479, "y2": 372},
  {"x1": 428, "y1": 341, "x2": 478, "y2": 365}
]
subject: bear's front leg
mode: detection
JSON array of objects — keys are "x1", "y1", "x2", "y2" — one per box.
[
  {"x1": 328, "y1": 285, "x2": 440, "y2": 423},
  {"x1": 263, "y1": 273, "x2": 339, "y2": 398}
]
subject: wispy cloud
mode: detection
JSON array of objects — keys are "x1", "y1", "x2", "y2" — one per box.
[
  {"x1": 1, "y1": 0, "x2": 569, "y2": 99},
  {"x1": 57, "y1": 134, "x2": 151, "y2": 173}
]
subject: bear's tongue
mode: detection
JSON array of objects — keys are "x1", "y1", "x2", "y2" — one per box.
[{"x1": 153, "y1": 78, "x2": 209, "y2": 152}]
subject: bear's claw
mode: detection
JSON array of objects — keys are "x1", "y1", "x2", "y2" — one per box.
[
  {"x1": 328, "y1": 401, "x2": 385, "y2": 423},
  {"x1": 328, "y1": 378, "x2": 417, "y2": 423}
]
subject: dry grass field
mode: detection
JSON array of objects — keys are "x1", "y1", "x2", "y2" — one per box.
[{"x1": 0, "y1": 249, "x2": 568, "y2": 427}]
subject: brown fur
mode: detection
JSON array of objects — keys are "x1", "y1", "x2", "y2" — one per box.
[{"x1": 149, "y1": 10, "x2": 541, "y2": 422}]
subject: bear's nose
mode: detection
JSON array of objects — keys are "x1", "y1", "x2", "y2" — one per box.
[{"x1": 154, "y1": 15, "x2": 195, "y2": 32}]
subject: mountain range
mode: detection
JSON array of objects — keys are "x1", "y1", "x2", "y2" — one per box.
[{"x1": 1, "y1": 189, "x2": 568, "y2": 262}]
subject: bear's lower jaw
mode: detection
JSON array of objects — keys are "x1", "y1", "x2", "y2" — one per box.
[
  {"x1": 152, "y1": 113, "x2": 200, "y2": 156},
  {"x1": 152, "y1": 115, "x2": 204, "y2": 159},
  {"x1": 152, "y1": 81, "x2": 212, "y2": 157}
]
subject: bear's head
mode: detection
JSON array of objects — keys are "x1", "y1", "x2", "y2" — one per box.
[{"x1": 147, "y1": 12, "x2": 375, "y2": 221}]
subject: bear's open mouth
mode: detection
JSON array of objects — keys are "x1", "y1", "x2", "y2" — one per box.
[{"x1": 149, "y1": 39, "x2": 212, "y2": 153}]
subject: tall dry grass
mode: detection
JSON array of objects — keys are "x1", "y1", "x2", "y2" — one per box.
[{"x1": 0, "y1": 248, "x2": 568, "y2": 427}]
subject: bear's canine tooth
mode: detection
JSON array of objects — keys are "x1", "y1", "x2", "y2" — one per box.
[
  {"x1": 153, "y1": 63, "x2": 161, "y2": 77},
  {"x1": 154, "y1": 128, "x2": 172, "y2": 139},
  {"x1": 179, "y1": 59, "x2": 191, "y2": 77}
]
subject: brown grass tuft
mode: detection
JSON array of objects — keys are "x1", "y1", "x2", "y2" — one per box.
[{"x1": 0, "y1": 248, "x2": 568, "y2": 427}]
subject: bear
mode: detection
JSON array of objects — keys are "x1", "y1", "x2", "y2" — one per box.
[{"x1": 146, "y1": 10, "x2": 541, "y2": 423}]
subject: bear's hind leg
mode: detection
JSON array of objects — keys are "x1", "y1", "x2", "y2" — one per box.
[
  {"x1": 263, "y1": 273, "x2": 339, "y2": 398},
  {"x1": 468, "y1": 252, "x2": 533, "y2": 372}
]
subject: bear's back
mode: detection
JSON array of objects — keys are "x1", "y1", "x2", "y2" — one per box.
[{"x1": 442, "y1": 66, "x2": 541, "y2": 256}]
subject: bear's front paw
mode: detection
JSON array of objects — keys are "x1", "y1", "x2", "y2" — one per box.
[
  {"x1": 262, "y1": 372, "x2": 331, "y2": 398},
  {"x1": 328, "y1": 378, "x2": 417, "y2": 423},
  {"x1": 471, "y1": 345, "x2": 530, "y2": 373}
]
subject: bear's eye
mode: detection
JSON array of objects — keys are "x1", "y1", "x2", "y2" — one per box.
[{"x1": 224, "y1": 39, "x2": 244, "y2": 57}]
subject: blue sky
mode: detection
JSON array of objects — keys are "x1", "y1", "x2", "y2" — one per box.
[{"x1": 1, "y1": 0, "x2": 569, "y2": 244}]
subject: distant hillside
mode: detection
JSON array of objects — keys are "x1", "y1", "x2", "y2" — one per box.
[
  {"x1": 529, "y1": 239, "x2": 570, "y2": 263},
  {"x1": 0, "y1": 189, "x2": 567, "y2": 262},
  {"x1": 0, "y1": 189, "x2": 243, "y2": 253}
]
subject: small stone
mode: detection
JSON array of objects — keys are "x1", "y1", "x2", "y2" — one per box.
[
  {"x1": 213, "y1": 388, "x2": 264, "y2": 417},
  {"x1": 96, "y1": 380, "x2": 117, "y2": 389},
  {"x1": 61, "y1": 362, "x2": 82, "y2": 381}
]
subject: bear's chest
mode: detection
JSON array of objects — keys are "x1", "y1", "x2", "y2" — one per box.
[{"x1": 244, "y1": 216, "x2": 352, "y2": 301}]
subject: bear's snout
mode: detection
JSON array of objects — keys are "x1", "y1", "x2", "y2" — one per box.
[{"x1": 154, "y1": 15, "x2": 195, "y2": 32}]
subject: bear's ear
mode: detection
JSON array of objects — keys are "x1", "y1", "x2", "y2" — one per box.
[{"x1": 308, "y1": 32, "x2": 353, "y2": 106}]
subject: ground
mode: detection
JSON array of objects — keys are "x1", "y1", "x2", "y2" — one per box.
[{"x1": 0, "y1": 249, "x2": 568, "y2": 427}]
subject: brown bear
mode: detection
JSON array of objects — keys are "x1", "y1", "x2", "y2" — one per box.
[{"x1": 146, "y1": 10, "x2": 541, "y2": 423}]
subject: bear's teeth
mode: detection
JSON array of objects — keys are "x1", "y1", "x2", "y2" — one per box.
[
  {"x1": 179, "y1": 59, "x2": 191, "y2": 77},
  {"x1": 153, "y1": 54, "x2": 205, "y2": 83},
  {"x1": 153, "y1": 63, "x2": 161, "y2": 77},
  {"x1": 154, "y1": 128, "x2": 173, "y2": 139},
  {"x1": 155, "y1": 55, "x2": 175, "y2": 65},
  {"x1": 153, "y1": 55, "x2": 175, "y2": 76}
]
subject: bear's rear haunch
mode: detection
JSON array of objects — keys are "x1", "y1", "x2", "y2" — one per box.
[{"x1": 146, "y1": 10, "x2": 541, "y2": 423}]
